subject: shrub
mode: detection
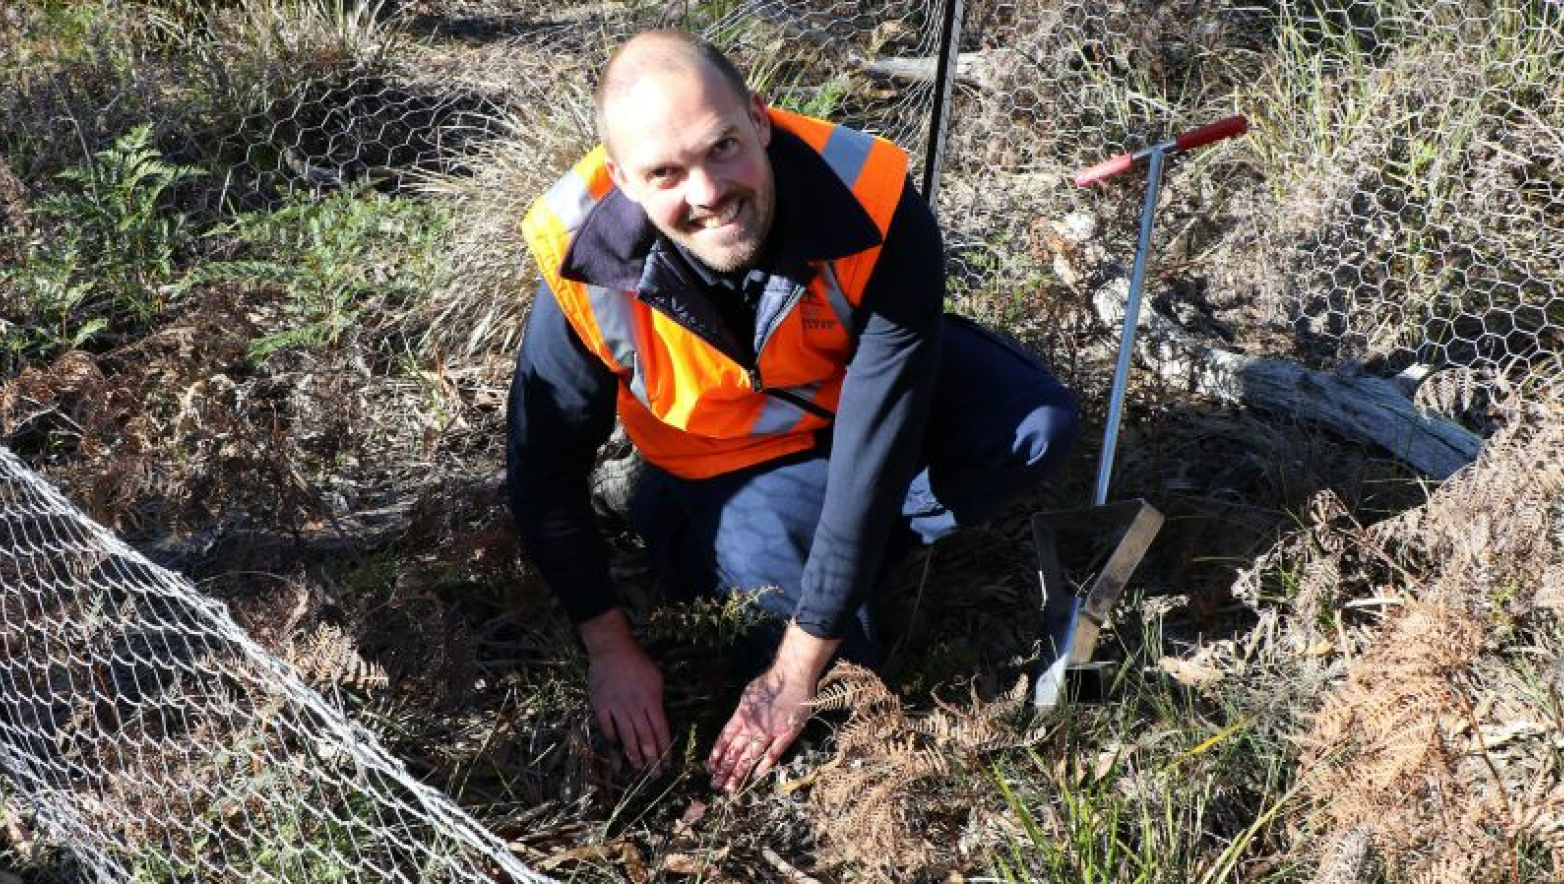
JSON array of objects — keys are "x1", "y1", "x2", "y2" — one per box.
[
  {"x1": 186, "y1": 184, "x2": 453, "y2": 362},
  {"x1": 2, "y1": 124, "x2": 200, "y2": 360}
]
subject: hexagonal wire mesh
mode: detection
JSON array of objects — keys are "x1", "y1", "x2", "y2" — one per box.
[
  {"x1": 206, "y1": 0, "x2": 944, "y2": 359},
  {"x1": 219, "y1": 0, "x2": 941, "y2": 201},
  {"x1": 1270, "y1": 1, "x2": 1564, "y2": 410},
  {"x1": 0, "y1": 448, "x2": 551, "y2": 883},
  {"x1": 937, "y1": 0, "x2": 1562, "y2": 424},
  {"x1": 3, "y1": 0, "x2": 1562, "y2": 877}
]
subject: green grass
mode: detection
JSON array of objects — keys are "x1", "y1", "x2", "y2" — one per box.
[
  {"x1": 0, "y1": 1, "x2": 103, "y2": 78},
  {"x1": 1248, "y1": 2, "x2": 1387, "y2": 205},
  {"x1": 988, "y1": 714, "x2": 1302, "y2": 883},
  {"x1": 980, "y1": 599, "x2": 1306, "y2": 884},
  {"x1": 188, "y1": 184, "x2": 454, "y2": 362},
  {"x1": 1, "y1": 123, "x2": 454, "y2": 366}
]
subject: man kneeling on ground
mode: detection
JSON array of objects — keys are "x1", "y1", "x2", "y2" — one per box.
[{"x1": 507, "y1": 29, "x2": 1079, "y2": 792}]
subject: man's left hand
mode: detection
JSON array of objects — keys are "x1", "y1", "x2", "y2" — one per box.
[{"x1": 707, "y1": 623, "x2": 840, "y2": 792}]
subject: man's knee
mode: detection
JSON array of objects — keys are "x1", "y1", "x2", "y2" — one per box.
[
  {"x1": 1012, "y1": 386, "x2": 1080, "y2": 484},
  {"x1": 919, "y1": 367, "x2": 1078, "y2": 532},
  {"x1": 932, "y1": 314, "x2": 1079, "y2": 484}
]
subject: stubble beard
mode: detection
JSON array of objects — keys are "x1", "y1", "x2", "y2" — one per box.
[{"x1": 673, "y1": 181, "x2": 775, "y2": 274}]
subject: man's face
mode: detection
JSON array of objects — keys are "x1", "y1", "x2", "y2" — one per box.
[{"x1": 603, "y1": 68, "x2": 776, "y2": 274}]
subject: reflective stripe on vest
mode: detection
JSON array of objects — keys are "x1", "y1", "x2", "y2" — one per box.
[
  {"x1": 820, "y1": 125, "x2": 875, "y2": 189},
  {"x1": 817, "y1": 262, "x2": 855, "y2": 331},
  {"x1": 582, "y1": 283, "x2": 650, "y2": 407},
  {"x1": 753, "y1": 382, "x2": 825, "y2": 434},
  {"x1": 544, "y1": 170, "x2": 598, "y2": 232},
  {"x1": 523, "y1": 109, "x2": 908, "y2": 478}
]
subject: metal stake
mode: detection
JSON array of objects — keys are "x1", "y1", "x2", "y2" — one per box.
[{"x1": 1094, "y1": 145, "x2": 1166, "y2": 507}]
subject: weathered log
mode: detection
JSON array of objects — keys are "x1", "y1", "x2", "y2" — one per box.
[
  {"x1": 1093, "y1": 280, "x2": 1482, "y2": 479},
  {"x1": 138, "y1": 467, "x2": 516, "y2": 572},
  {"x1": 143, "y1": 497, "x2": 424, "y2": 572},
  {"x1": 862, "y1": 54, "x2": 988, "y2": 90}
]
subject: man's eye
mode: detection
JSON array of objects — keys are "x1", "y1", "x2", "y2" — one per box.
[
  {"x1": 648, "y1": 167, "x2": 678, "y2": 186},
  {"x1": 711, "y1": 138, "x2": 737, "y2": 158}
]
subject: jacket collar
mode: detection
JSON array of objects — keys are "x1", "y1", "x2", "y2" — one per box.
[{"x1": 558, "y1": 125, "x2": 884, "y2": 294}]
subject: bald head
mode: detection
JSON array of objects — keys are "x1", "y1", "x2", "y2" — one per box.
[
  {"x1": 592, "y1": 29, "x2": 776, "y2": 273},
  {"x1": 594, "y1": 30, "x2": 752, "y2": 156}
]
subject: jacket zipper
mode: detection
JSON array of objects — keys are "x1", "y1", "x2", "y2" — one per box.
[
  {"x1": 753, "y1": 280, "x2": 810, "y2": 361},
  {"x1": 646, "y1": 279, "x2": 835, "y2": 420},
  {"x1": 761, "y1": 382, "x2": 836, "y2": 420}
]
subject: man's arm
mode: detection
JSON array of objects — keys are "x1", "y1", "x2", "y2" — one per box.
[
  {"x1": 793, "y1": 180, "x2": 945, "y2": 637},
  {"x1": 707, "y1": 180, "x2": 945, "y2": 790},
  {"x1": 507, "y1": 280, "x2": 671, "y2": 770},
  {"x1": 507, "y1": 279, "x2": 619, "y2": 622}
]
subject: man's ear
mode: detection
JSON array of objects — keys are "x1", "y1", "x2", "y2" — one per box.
[
  {"x1": 749, "y1": 92, "x2": 772, "y2": 147},
  {"x1": 604, "y1": 154, "x2": 642, "y2": 204}
]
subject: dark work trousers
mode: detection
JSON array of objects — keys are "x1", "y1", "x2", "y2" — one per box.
[{"x1": 627, "y1": 313, "x2": 1080, "y2": 673}]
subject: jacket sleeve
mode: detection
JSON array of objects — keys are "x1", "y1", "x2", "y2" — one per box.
[
  {"x1": 506, "y1": 278, "x2": 621, "y2": 624},
  {"x1": 791, "y1": 180, "x2": 945, "y2": 638}
]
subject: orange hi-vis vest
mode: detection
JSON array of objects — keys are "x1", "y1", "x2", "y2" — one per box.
[{"x1": 521, "y1": 108, "x2": 909, "y2": 479}]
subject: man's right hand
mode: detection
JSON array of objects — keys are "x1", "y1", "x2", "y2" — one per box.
[{"x1": 578, "y1": 608, "x2": 671, "y2": 771}]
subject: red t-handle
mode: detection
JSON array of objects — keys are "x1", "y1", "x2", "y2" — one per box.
[
  {"x1": 1073, "y1": 114, "x2": 1249, "y2": 186},
  {"x1": 1174, "y1": 115, "x2": 1249, "y2": 152},
  {"x1": 1073, "y1": 153, "x2": 1136, "y2": 187}
]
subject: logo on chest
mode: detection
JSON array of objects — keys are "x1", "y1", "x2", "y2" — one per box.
[{"x1": 798, "y1": 290, "x2": 839, "y2": 332}]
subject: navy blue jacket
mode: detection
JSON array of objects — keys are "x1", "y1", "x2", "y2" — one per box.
[{"x1": 506, "y1": 126, "x2": 945, "y2": 639}]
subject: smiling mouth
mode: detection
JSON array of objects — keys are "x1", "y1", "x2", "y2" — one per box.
[{"x1": 689, "y1": 199, "x2": 742, "y2": 231}]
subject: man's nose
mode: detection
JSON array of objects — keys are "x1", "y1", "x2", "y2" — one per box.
[{"x1": 685, "y1": 164, "x2": 724, "y2": 208}]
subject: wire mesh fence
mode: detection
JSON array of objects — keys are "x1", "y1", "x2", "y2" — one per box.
[
  {"x1": 1272, "y1": 1, "x2": 1564, "y2": 399},
  {"x1": 0, "y1": 446, "x2": 550, "y2": 883},
  {"x1": 936, "y1": 0, "x2": 1563, "y2": 422},
  {"x1": 2, "y1": 0, "x2": 1563, "y2": 878},
  {"x1": 169, "y1": 0, "x2": 946, "y2": 359}
]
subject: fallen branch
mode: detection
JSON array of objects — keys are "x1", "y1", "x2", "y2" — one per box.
[
  {"x1": 143, "y1": 497, "x2": 421, "y2": 570},
  {"x1": 1094, "y1": 280, "x2": 1482, "y2": 478},
  {"x1": 862, "y1": 53, "x2": 988, "y2": 89},
  {"x1": 745, "y1": 0, "x2": 1003, "y2": 93},
  {"x1": 143, "y1": 470, "x2": 507, "y2": 570}
]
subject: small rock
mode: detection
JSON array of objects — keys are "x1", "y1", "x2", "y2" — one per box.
[
  {"x1": 1159, "y1": 655, "x2": 1224, "y2": 688},
  {"x1": 1052, "y1": 211, "x2": 1098, "y2": 244}
]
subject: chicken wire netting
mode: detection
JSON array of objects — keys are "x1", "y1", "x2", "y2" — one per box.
[
  {"x1": 3, "y1": 0, "x2": 1564, "y2": 878},
  {"x1": 211, "y1": 0, "x2": 943, "y2": 205},
  {"x1": 937, "y1": 0, "x2": 1563, "y2": 424},
  {"x1": 0, "y1": 448, "x2": 551, "y2": 883},
  {"x1": 180, "y1": 0, "x2": 948, "y2": 359}
]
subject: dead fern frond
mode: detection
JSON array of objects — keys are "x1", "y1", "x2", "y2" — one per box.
[
  {"x1": 1288, "y1": 398, "x2": 1564, "y2": 880},
  {"x1": 810, "y1": 662, "x2": 897, "y2": 714},
  {"x1": 1405, "y1": 855, "x2": 1482, "y2": 884},
  {"x1": 290, "y1": 622, "x2": 389, "y2": 692},
  {"x1": 804, "y1": 662, "x2": 1043, "y2": 881}
]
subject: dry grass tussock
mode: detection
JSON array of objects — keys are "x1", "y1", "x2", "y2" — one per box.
[
  {"x1": 408, "y1": 55, "x2": 596, "y2": 361},
  {"x1": 1277, "y1": 391, "x2": 1564, "y2": 882}
]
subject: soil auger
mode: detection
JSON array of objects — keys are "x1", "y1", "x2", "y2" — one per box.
[{"x1": 1033, "y1": 114, "x2": 1250, "y2": 707}]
